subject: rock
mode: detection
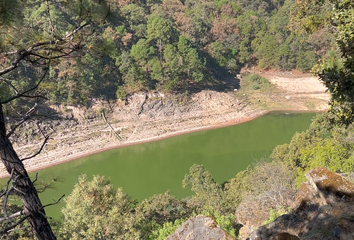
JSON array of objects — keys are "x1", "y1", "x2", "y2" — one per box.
[
  {"x1": 305, "y1": 167, "x2": 354, "y2": 204},
  {"x1": 241, "y1": 168, "x2": 354, "y2": 240},
  {"x1": 269, "y1": 233, "x2": 300, "y2": 240},
  {"x1": 166, "y1": 215, "x2": 233, "y2": 240},
  {"x1": 334, "y1": 217, "x2": 354, "y2": 240},
  {"x1": 235, "y1": 200, "x2": 270, "y2": 239}
]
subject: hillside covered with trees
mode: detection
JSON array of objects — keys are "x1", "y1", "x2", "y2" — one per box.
[{"x1": 1, "y1": 0, "x2": 336, "y2": 107}]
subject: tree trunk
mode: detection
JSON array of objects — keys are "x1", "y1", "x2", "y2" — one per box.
[{"x1": 0, "y1": 104, "x2": 56, "y2": 239}]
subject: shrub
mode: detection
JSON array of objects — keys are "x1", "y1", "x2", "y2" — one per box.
[
  {"x1": 262, "y1": 207, "x2": 290, "y2": 225},
  {"x1": 148, "y1": 219, "x2": 186, "y2": 240},
  {"x1": 247, "y1": 74, "x2": 270, "y2": 84},
  {"x1": 116, "y1": 85, "x2": 126, "y2": 100},
  {"x1": 252, "y1": 84, "x2": 260, "y2": 90},
  {"x1": 200, "y1": 206, "x2": 236, "y2": 237}
]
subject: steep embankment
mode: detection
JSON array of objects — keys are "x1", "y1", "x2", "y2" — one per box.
[{"x1": 2, "y1": 72, "x2": 329, "y2": 178}]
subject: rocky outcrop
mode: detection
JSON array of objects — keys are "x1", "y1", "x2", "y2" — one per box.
[
  {"x1": 166, "y1": 215, "x2": 233, "y2": 240},
  {"x1": 236, "y1": 189, "x2": 295, "y2": 239},
  {"x1": 241, "y1": 167, "x2": 354, "y2": 240}
]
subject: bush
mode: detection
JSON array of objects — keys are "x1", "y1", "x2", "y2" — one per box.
[
  {"x1": 200, "y1": 206, "x2": 236, "y2": 237},
  {"x1": 247, "y1": 74, "x2": 270, "y2": 84},
  {"x1": 116, "y1": 85, "x2": 126, "y2": 100},
  {"x1": 262, "y1": 207, "x2": 290, "y2": 225},
  {"x1": 252, "y1": 84, "x2": 260, "y2": 90},
  {"x1": 148, "y1": 219, "x2": 186, "y2": 240},
  {"x1": 247, "y1": 74, "x2": 270, "y2": 91},
  {"x1": 61, "y1": 175, "x2": 136, "y2": 240}
]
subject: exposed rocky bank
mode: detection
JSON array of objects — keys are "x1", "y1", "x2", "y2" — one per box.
[{"x1": 2, "y1": 72, "x2": 329, "y2": 178}]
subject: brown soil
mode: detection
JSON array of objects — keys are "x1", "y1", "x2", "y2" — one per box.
[{"x1": 0, "y1": 71, "x2": 330, "y2": 178}]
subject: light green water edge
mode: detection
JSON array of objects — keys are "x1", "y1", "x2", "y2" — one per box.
[{"x1": 5, "y1": 111, "x2": 316, "y2": 220}]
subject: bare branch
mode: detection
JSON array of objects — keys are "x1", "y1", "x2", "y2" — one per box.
[
  {"x1": 0, "y1": 21, "x2": 91, "y2": 79},
  {"x1": 21, "y1": 136, "x2": 50, "y2": 162},
  {"x1": 0, "y1": 68, "x2": 49, "y2": 104},
  {"x1": 30, "y1": 21, "x2": 92, "y2": 49},
  {"x1": 20, "y1": 94, "x2": 48, "y2": 101},
  {"x1": 6, "y1": 117, "x2": 30, "y2": 139},
  {"x1": 0, "y1": 78, "x2": 19, "y2": 95},
  {"x1": 42, "y1": 194, "x2": 65, "y2": 208},
  {"x1": 46, "y1": 0, "x2": 55, "y2": 38},
  {"x1": 6, "y1": 103, "x2": 38, "y2": 138},
  {"x1": 32, "y1": 173, "x2": 38, "y2": 184},
  {"x1": 0, "y1": 214, "x2": 30, "y2": 236},
  {"x1": 0, "y1": 50, "x2": 31, "y2": 76},
  {"x1": 12, "y1": 187, "x2": 25, "y2": 195},
  {"x1": 38, "y1": 211, "x2": 51, "y2": 220},
  {"x1": 102, "y1": 112, "x2": 122, "y2": 140},
  {"x1": 0, "y1": 210, "x2": 24, "y2": 222},
  {"x1": 0, "y1": 51, "x2": 17, "y2": 57},
  {"x1": 3, "y1": 187, "x2": 13, "y2": 220},
  {"x1": 29, "y1": 48, "x2": 78, "y2": 60},
  {"x1": 0, "y1": 169, "x2": 14, "y2": 199}
]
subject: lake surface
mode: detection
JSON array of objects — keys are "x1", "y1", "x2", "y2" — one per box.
[{"x1": 21, "y1": 112, "x2": 315, "y2": 219}]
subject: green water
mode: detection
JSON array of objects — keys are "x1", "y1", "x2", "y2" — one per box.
[{"x1": 27, "y1": 112, "x2": 314, "y2": 219}]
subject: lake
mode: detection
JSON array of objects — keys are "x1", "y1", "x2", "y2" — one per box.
[{"x1": 21, "y1": 111, "x2": 315, "y2": 219}]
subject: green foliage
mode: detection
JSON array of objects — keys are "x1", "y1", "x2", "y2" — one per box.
[
  {"x1": 246, "y1": 74, "x2": 269, "y2": 90},
  {"x1": 61, "y1": 175, "x2": 136, "y2": 239},
  {"x1": 200, "y1": 206, "x2": 236, "y2": 237},
  {"x1": 1, "y1": 0, "x2": 334, "y2": 107},
  {"x1": 135, "y1": 191, "x2": 192, "y2": 226},
  {"x1": 223, "y1": 167, "x2": 252, "y2": 206},
  {"x1": 252, "y1": 84, "x2": 260, "y2": 90},
  {"x1": 116, "y1": 85, "x2": 126, "y2": 99},
  {"x1": 290, "y1": 0, "x2": 332, "y2": 34},
  {"x1": 147, "y1": 14, "x2": 174, "y2": 43},
  {"x1": 262, "y1": 207, "x2": 289, "y2": 225},
  {"x1": 296, "y1": 137, "x2": 354, "y2": 185},
  {"x1": 292, "y1": 0, "x2": 354, "y2": 123},
  {"x1": 271, "y1": 112, "x2": 354, "y2": 185},
  {"x1": 121, "y1": 4, "x2": 145, "y2": 28},
  {"x1": 182, "y1": 164, "x2": 221, "y2": 197},
  {"x1": 296, "y1": 50, "x2": 317, "y2": 72},
  {"x1": 182, "y1": 164, "x2": 236, "y2": 217},
  {"x1": 247, "y1": 74, "x2": 269, "y2": 84},
  {"x1": 131, "y1": 39, "x2": 155, "y2": 69},
  {"x1": 148, "y1": 219, "x2": 186, "y2": 240},
  {"x1": 0, "y1": 0, "x2": 21, "y2": 26}
]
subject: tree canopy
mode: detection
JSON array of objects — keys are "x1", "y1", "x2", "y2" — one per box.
[{"x1": 1, "y1": 0, "x2": 337, "y2": 107}]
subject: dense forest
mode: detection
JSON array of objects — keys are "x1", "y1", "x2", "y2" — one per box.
[
  {"x1": 0, "y1": 0, "x2": 354, "y2": 239},
  {"x1": 0, "y1": 0, "x2": 337, "y2": 107}
]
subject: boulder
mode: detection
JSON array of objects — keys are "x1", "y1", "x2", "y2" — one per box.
[
  {"x1": 166, "y1": 215, "x2": 233, "y2": 240},
  {"x1": 241, "y1": 168, "x2": 354, "y2": 240}
]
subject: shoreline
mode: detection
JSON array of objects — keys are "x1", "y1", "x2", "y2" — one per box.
[{"x1": 1, "y1": 108, "x2": 323, "y2": 179}]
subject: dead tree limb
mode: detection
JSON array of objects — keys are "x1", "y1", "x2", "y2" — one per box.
[
  {"x1": 137, "y1": 94, "x2": 147, "y2": 116},
  {"x1": 102, "y1": 112, "x2": 122, "y2": 141},
  {"x1": 21, "y1": 136, "x2": 50, "y2": 162}
]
